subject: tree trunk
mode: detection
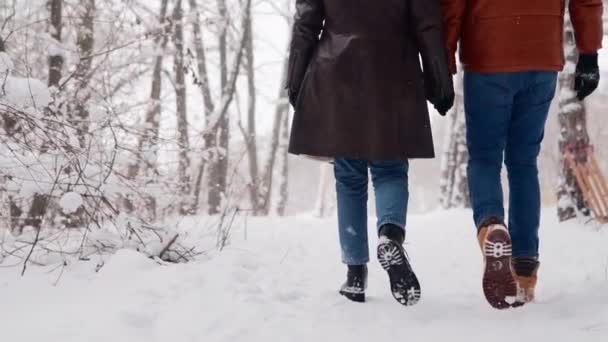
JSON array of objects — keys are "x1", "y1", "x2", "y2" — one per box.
[
  {"x1": 26, "y1": 0, "x2": 64, "y2": 231},
  {"x1": 207, "y1": 0, "x2": 230, "y2": 215},
  {"x1": 243, "y1": 11, "x2": 261, "y2": 215},
  {"x1": 189, "y1": 0, "x2": 215, "y2": 214},
  {"x1": 124, "y1": 0, "x2": 170, "y2": 217},
  {"x1": 557, "y1": 17, "x2": 592, "y2": 221},
  {"x1": 47, "y1": 0, "x2": 63, "y2": 88},
  {"x1": 275, "y1": 110, "x2": 290, "y2": 216},
  {"x1": 172, "y1": 0, "x2": 191, "y2": 215},
  {"x1": 313, "y1": 163, "x2": 335, "y2": 218},
  {"x1": 258, "y1": 40, "x2": 291, "y2": 215},
  {"x1": 439, "y1": 70, "x2": 470, "y2": 209},
  {"x1": 72, "y1": 0, "x2": 95, "y2": 147}
]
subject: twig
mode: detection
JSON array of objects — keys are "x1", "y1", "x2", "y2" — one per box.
[
  {"x1": 21, "y1": 227, "x2": 41, "y2": 276},
  {"x1": 158, "y1": 233, "x2": 179, "y2": 260}
]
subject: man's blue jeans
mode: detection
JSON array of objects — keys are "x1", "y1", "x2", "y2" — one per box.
[
  {"x1": 464, "y1": 71, "x2": 558, "y2": 258},
  {"x1": 334, "y1": 159, "x2": 408, "y2": 265}
]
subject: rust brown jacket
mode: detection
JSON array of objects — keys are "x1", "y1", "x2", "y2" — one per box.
[
  {"x1": 441, "y1": 0, "x2": 604, "y2": 74},
  {"x1": 286, "y1": 0, "x2": 452, "y2": 160}
]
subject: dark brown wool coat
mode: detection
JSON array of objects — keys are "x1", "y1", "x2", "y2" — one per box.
[{"x1": 286, "y1": 0, "x2": 451, "y2": 160}]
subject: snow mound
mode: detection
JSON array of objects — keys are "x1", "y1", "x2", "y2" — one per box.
[
  {"x1": 2, "y1": 76, "x2": 51, "y2": 110},
  {"x1": 98, "y1": 249, "x2": 158, "y2": 278},
  {"x1": 59, "y1": 191, "x2": 84, "y2": 214}
]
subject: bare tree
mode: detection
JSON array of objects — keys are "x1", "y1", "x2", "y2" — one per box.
[
  {"x1": 71, "y1": 0, "x2": 95, "y2": 147},
  {"x1": 556, "y1": 17, "x2": 593, "y2": 221},
  {"x1": 172, "y1": 0, "x2": 191, "y2": 214},
  {"x1": 275, "y1": 110, "x2": 290, "y2": 216},
  {"x1": 313, "y1": 163, "x2": 335, "y2": 218},
  {"x1": 206, "y1": 0, "x2": 231, "y2": 215},
  {"x1": 189, "y1": 0, "x2": 215, "y2": 214},
  {"x1": 47, "y1": 0, "x2": 63, "y2": 89},
  {"x1": 125, "y1": 0, "x2": 171, "y2": 217},
  {"x1": 205, "y1": 0, "x2": 251, "y2": 214},
  {"x1": 439, "y1": 70, "x2": 470, "y2": 209},
  {"x1": 24, "y1": 0, "x2": 65, "y2": 230},
  {"x1": 242, "y1": 7, "x2": 261, "y2": 214}
]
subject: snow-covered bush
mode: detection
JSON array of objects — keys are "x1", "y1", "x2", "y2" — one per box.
[{"x1": 0, "y1": 50, "x2": 198, "y2": 268}]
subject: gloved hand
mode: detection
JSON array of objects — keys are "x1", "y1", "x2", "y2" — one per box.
[
  {"x1": 425, "y1": 57, "x2": 456, "y2": 116},
  {"x1": 432, "y1": 89, "x2": 455, "y2": 116},
  {"x1": 575, "y1": 53, "x2": 600, "y2": 101}
]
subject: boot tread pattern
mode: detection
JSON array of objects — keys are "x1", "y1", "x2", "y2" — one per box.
[
  {"x1": 377, "y1": 240, "x2": 421, "y2": 307},
  {"x1": 482, "y1": 226, "x2": 520, "y2": 310}
]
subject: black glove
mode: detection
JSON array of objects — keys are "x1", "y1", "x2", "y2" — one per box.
[
  {"x1": 425, "y1": 57, "x2": 456, "y2": 116},
  {"x1": 575, "y1": 53, "x2": 600, "y2": 101},
  {"x1": 432, "y1": 90, "x2": 455, "y2": 116}
]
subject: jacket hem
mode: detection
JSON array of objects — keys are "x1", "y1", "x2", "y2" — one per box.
[{"x1": 462, "y1": 64, "x2": 564, "y2": 74}]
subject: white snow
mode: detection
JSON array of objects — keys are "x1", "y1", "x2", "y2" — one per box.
[
  {"x1": 0, "y1": 53, "x2": 51, "y2": 110},
  {"x1": 59, "y1": 192, "x2": 84, "y2": 214},
  {"x1": 1, "y1": 75, "x2": 51, "y2": 110},
  {"x1": 1, "y1": 209, "x2": 607, "y2": 341}
]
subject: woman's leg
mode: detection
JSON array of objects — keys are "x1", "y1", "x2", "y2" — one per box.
[
  {"x1": 334, "y1": 159, "x2": 369, "y2": 265},
  {"x1": 369, "y1": 160, "x2": 409, "y2": 235},
  {"x1": 369, "y1": 160, "x2": 420, "y2": 306}
]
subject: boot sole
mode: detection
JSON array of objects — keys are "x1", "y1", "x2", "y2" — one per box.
[
  {"x1": 482, "y1": 228, "x2": 520, "y2": 309},
  {"x1": 339, "y1": 290, "x2": 365, "y2": 303},
  {"x1": 377, "y1": 239, "x2": 421, "y2": 306}
]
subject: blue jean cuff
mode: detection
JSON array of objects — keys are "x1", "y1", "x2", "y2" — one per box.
[
  {"x1": 475, "y1": 212, "x2": 505, "y2": 230},
  {"x1": 342, "y1": 256, "x2": 370, "y2": 265},
  {"x1": 512, "y1": 250, "x2": 539, "y2": 259},
  {"x1": 376, "y1": 217, "x2": 406, "y2": 232}
]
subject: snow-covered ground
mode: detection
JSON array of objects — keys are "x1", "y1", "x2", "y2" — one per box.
[{"x1": 1, "y1": 209, "x2": 608, "y2": 342}]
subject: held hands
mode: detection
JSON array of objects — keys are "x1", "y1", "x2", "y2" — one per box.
[
  {"x1": 575, "y1": 53, "x2": 600, "y2": 101},
  {"x1": 432, "y1": 88, "x2": 455, "y2": 116},
  {"x1": 426, "y1": 57, "x2": 456, "y2": 116}
]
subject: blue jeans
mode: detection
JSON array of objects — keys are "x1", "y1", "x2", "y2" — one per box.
[
  {"x1": 334, "y1": 159, "x2": 408, "y2": 265},
  {"x1": 464, "y1": 71, "x2": 558, "y2": 258}
]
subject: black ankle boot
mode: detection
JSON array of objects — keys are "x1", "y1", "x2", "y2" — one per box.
[
  {"x1": 339, "y1": 264, "x2": 368, "y2": 303},
  {"x1": 377, "y1": 224, "x2": 421, "y2": 306},
  {"x1": 379, "y1": 224, "x2": 405, "y2": 245}
]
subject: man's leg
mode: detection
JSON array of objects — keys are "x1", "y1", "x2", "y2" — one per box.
[
  {"x1": 506, "y1": 71, "x2": 557, "y2": 303},
  {"x1": 464, "y1": 71, "x2": 520, "y2": 309},
  {"x1": 463, "y1": 72, "x2": 514, "y2": 228},
  {"x1": 506, "y1": 71, "x2": 557, "y2": 259}
]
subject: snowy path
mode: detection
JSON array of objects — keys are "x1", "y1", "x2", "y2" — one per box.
[{"x1": 2, "y1": 210, "x2": 608, "y2": 342}]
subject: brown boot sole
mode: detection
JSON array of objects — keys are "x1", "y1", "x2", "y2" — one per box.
[{"x1": 482, "y1": 227, "x2": 519, "y2": 309}]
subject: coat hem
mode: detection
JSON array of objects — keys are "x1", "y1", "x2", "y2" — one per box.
[
  {"x1": 288, "y1": 147, "x2": 435, "y2": 161},
  {"x1": 462, "y1": 64, "x2": 564, "y2": 74}
]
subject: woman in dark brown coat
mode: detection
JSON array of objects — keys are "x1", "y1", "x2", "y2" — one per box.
[{"x1": 286, "y1": 0, "x2": 454, "y2": 306}]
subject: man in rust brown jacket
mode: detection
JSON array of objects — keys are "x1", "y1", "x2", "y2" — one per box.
[{"x1": 441, "y1": 0, "x2": 603, "y2": 309}]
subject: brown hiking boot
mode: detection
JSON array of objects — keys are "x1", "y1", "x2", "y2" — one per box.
[
  {"x1": 513, "y1": 257, "x2": 540, "y2": 304},
  {"x1": 478, "y1": 220, "x2": 519, "y2": 309}
]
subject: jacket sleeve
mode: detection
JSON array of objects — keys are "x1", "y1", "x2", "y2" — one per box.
[
  {"x1": 286, "y1": 0, "x2": 325, "y2": 95},
  {"x1": 569, "y1": 0, "x2": 604, "y2": 53},
  {"x1": 410, "y1": 0, "x2": 453, "y2": 102},
  {"x1": 440, "y1": 0, "x2": 466, "y2": 74}
]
